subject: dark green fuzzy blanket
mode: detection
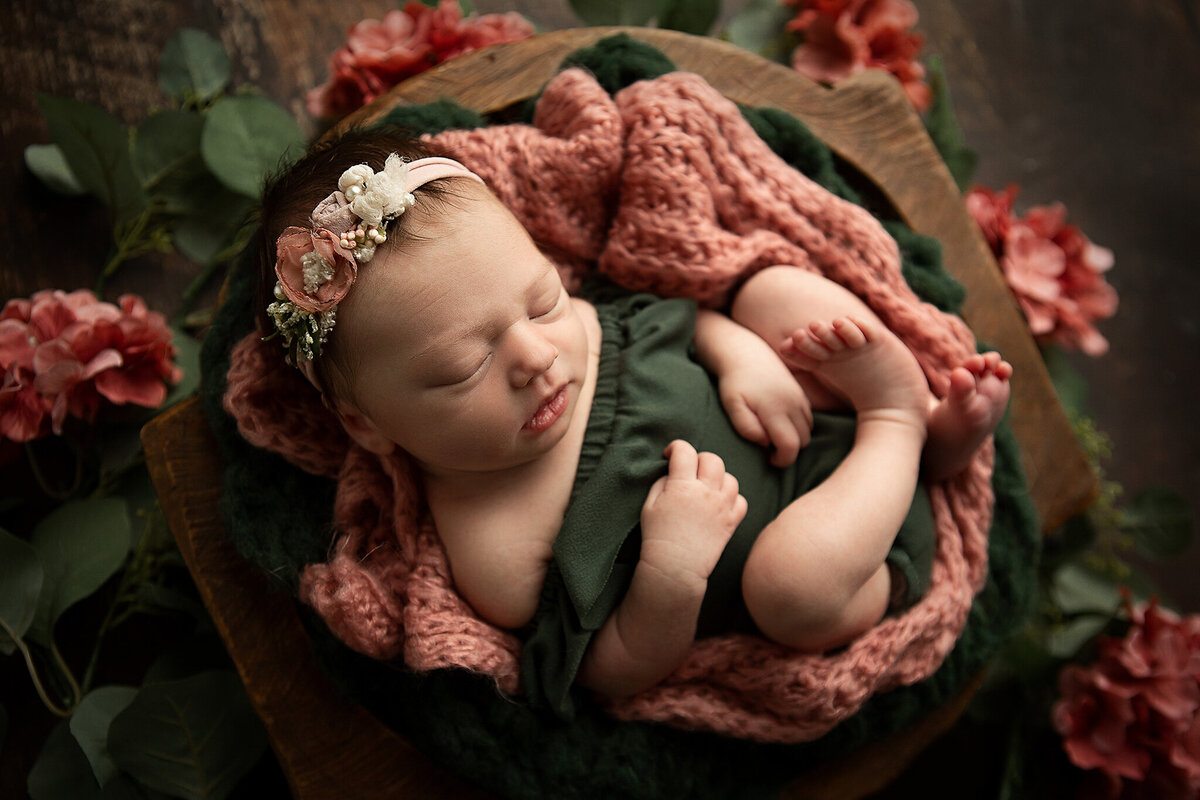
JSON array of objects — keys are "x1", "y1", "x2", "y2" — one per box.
[{"x1": 200, "y1": 34, "x2": 1039, "y2": 800}]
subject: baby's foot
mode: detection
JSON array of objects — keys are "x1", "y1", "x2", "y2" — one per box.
[
  {"x1": 922, "y1": 352, "x2": 1012, "y2": 480},
  {"x1": 782, "y1": 317, "x2": 929, "y2": 426}
]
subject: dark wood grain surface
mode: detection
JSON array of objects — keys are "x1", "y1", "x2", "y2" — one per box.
[{"x1": 3, "y1": 2, "x2": 1197, "y2": 797}]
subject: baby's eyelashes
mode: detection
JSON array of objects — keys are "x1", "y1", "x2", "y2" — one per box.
[{"x1": 432, "y1": 354, "x2": 491, "y2": 388}]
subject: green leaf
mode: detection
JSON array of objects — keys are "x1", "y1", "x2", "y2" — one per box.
[
  {"x1": 0, "y1": 527, "x2": 44, "y2": 656},
  {"x1": 658, "y1": 0, "x2": 719, "y2": 35},
  {"x1": 71, "y1": 687, "x2": 139, "y2": 788},
  {"x1": 723, "y1": 0, "x2": 796, "y2": 60},
  {"x1": 569, "y1": 0, "x2": 661, "y2": 26},
  {"x1": 1046, "y1": 614, "x2": 1110, "y2": 659},
  {"x1": 158, "y1": 28, "x2": 232, "y2": 103},
  {"x1": 1050, "y1": 562, "x2": 1122, "y2": 617},
  {"x1": 133, "y1": 110, "x2": 206, "y2": 191},
  {"x1": 922, "y1": 56, "x2": 978, "y2": 193},
  {"x1": 28, "y1": 498, "x2": 131, "y2": 645},
  {"x1": 163, "y1": 326, "x2": 203, "y2": 408},
  {"x1": 170, "y1": 185, "x2": 254, "y2": 265},
  {"x1": 1123, "y1": 486, "x2": 1194, "y2": 559},
  {"x1": 25, "y1": 144, "x2": 87, "y2": 196},
  {"x1": 108, "y1": 671, "x2": 268, "y2": 800},
  {"x1": 36, "y1": 94, "x2": 147, "y2": 222},
  {"x1": 200, "y1": 95, "x2": 305, "y2": 198},
  {"x1": 28, "y1": 720, "x2": 102, "y2": 800}
]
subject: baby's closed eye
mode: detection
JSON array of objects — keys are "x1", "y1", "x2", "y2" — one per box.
[{"x1": 432, "y1": 353, "x2": 491, "y2": 388}]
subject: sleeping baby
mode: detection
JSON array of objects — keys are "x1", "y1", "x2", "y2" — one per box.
[{"x1": 257, "y1": 129, "x2": 1011, "y2": 714}]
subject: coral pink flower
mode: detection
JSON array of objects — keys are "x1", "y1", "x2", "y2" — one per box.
[
  {"x1": 784, "y1": 0, "x2": 931, "y2": 111},
  {"x1": 0, "y1": 368, "x2": 49, "y2": 442},
  {"x1": 0, "y1": 290, "x2": 182, "y2": 442},
  {"x1": 1053, "y1": 600, "x2": 1200, "y2": 798},
  {"x1": 966, "y1": 184, "x2": 1117, "y2": 356},
  {"x1": 307, "y1": 1, "x2": 534, "y2": 120},
  {"x1": 274, "y1": 227, "x2": 358, "y2": 313}
]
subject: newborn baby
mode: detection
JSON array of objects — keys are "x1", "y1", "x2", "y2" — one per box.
[{"x1": 258, "y1": 131, "x2": 1011, "y2": 705}]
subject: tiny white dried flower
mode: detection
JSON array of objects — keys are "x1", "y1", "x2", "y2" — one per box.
[{"x1": 300, "y1": 251, "x2": 334, "y2": 295}]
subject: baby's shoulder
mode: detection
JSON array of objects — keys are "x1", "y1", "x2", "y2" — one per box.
[{"x1": 431, "y1": 491, "x2": 558, "y2": 629}]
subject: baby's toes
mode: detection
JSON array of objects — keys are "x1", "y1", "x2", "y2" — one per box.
[
  {"x1": 946, "y1": 366, "x2": 979, "y2": 406},
  {"x1": 785, "y1": 330, "x2": 830, "y2": 365}
]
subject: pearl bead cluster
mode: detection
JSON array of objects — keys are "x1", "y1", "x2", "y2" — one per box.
[{"x1": 338, "y1": 223, "x2": 387, "y2": 251}]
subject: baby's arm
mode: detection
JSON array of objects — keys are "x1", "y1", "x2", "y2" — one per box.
[
  {"x1": 576, "y1": 440, "x2": 746, "y2": 697},
  {"x1": 693, "y1": 310, "x2": 813, "y2": 467}
]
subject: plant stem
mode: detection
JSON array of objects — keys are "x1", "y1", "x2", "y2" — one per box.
[
  {"x1": 24, "y1": 441, "x2": 83, "y2": 501},
  {"x1": 97, "y1": 207, "x2": 156, "y2": 294},
  {"x1": 1, "y1": 619, "x2": 76, "y2": 718},
  {"x1": 81, "y1": 511, "x2": 156, "y2": 692},
  {"x1": 173, "y1": 258, "x2": 226, "y2": 325}
]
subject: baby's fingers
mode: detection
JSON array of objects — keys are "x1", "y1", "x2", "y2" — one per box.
[
  {"x1": 663, "y1": 440, "x2": 699, "y2": 478},
  {"x1": 723, "y1": 394, "x2": 770, "y2": 448},
  {"x1": 764, "y1": 416, "x2": 802, "y2": 468}
]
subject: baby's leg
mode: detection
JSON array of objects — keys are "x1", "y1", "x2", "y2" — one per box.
[
  {"x1": 741, "y1": 316, "x2": 930, "y2": 650},
  {"x1": 733, "y1": 266, "x2": 931, "y2": 650},
  {"x1": 733, "y1": 265, "x2": 1012, "y2": 480}
]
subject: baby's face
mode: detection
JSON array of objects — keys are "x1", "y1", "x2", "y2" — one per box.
[{"x1": 335, "y1": 185, "x2": 592, "y2": 476}]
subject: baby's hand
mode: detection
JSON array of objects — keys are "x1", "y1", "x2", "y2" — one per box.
[
  {"x1": 639, "y1": 441, "x2": 747, "y2": 590},
  {"x1": 719, "y1": 356, "x2": 813, "y2": 468}
]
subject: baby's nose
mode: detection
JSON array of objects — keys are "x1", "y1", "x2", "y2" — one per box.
[{"x1": 509, "y1": 328, "x2": 558, "y2": 387}]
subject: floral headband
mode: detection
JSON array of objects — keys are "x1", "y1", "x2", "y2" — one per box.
[{"x1": 266, "y1": 154, "x2": 483, "y2": 386}]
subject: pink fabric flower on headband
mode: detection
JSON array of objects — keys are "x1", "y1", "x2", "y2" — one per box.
[{"x1": 274, "y1": 227, "x2": 358, "y2": 314}]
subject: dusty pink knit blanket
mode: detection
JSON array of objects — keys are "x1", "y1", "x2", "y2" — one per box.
[{"x1": 224, "y1": 69, "x2": 994, "y2": 744}]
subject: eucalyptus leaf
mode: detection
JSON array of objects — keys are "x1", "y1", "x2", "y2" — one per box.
[
  {"x1": 28, "y1": 720, "x2": 102, "y2": 800},
  {"x1": 569, "y1": 0, "x2": 660, "y2": 26},
  {"x1": 108, "y1": 671, "x2": 267, "y2": 800},
  {"x1": 1123, "y1": 486, "x2": 1194, "y2": 559},
  {"x1": 36, "y1": 94, "x2": 147, "y2": 222},
  {"x1": 723, "y1": 0, "x2": 796, "y2": 60},
  {"x1": 200, "y1": 95, "x2": 305, "y2": 198},
  {"x1": 162, "y1": 326, "x2": 203, "y2": 408},
  {"x1": 159, "y1": 28, "x2": 232, "y2": 103},
  {"x1": 1050, "y1": 562, "x2": 1122, "y2": 617},
  {"x1": 171, "y1": 187, "x2": 254, "y2": 265},
  {"x1": 28, "y1": 498, "x2": 131, "y2": 645},
  {"x1": 1046, "y1": 614, "x2": 1111, "y2": 659},
  {"x1": 657, "y1": 0, "x2": 719, "y2": 35},
  {"x1": 133, "y1": 110, "x2": 206, "y2": 191},
  {"x1": 0, "y1": 527, "x2": 44, "y2": 656},
  {"x1": 25, "y1": 143, "x2": 87, "y2": 196},
  {"x1": 100, "y1": 775, "x2": 147, "y2": 800},
  {"x1": 71, "y1": 687, "x2": 139, "y2": 788}
]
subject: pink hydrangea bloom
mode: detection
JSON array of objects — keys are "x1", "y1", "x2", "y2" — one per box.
[
  {"x1": 0, "y1": 290, "x2": 182, "y2": 442},
  {"x1": 306, "y1": 1, "x2": 534, "y2": 120},
  {"x1": 1053, "y1": 600, "x2": 1200, "y2": 798},
  {"x1": 784, "y1": 0, "x2": 931, "y2": 111},
  {"x1": 966, "y1": 184, "x2": 1118, "y2": 355}
]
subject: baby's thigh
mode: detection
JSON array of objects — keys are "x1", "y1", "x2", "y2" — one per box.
[{"x1": 731, "y1": 265, "x2": 882, "y2": 346}]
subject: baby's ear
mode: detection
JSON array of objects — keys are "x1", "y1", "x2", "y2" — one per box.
[{"x1": 335, "y1": 403, "x2": 396, "y2": 455}]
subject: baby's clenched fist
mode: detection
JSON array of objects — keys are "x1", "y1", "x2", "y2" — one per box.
[{"x1": 639, "y1": 440, "x2": 748, "y2": 591}]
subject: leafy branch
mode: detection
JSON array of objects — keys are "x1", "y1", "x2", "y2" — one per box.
[{"x1": 25, "y1": 28, "x2": 304, "y2": 317}]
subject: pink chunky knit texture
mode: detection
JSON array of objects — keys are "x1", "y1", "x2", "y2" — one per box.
[{"x1": 223, "y1": 69, "x2": 995, "y2": 743}]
